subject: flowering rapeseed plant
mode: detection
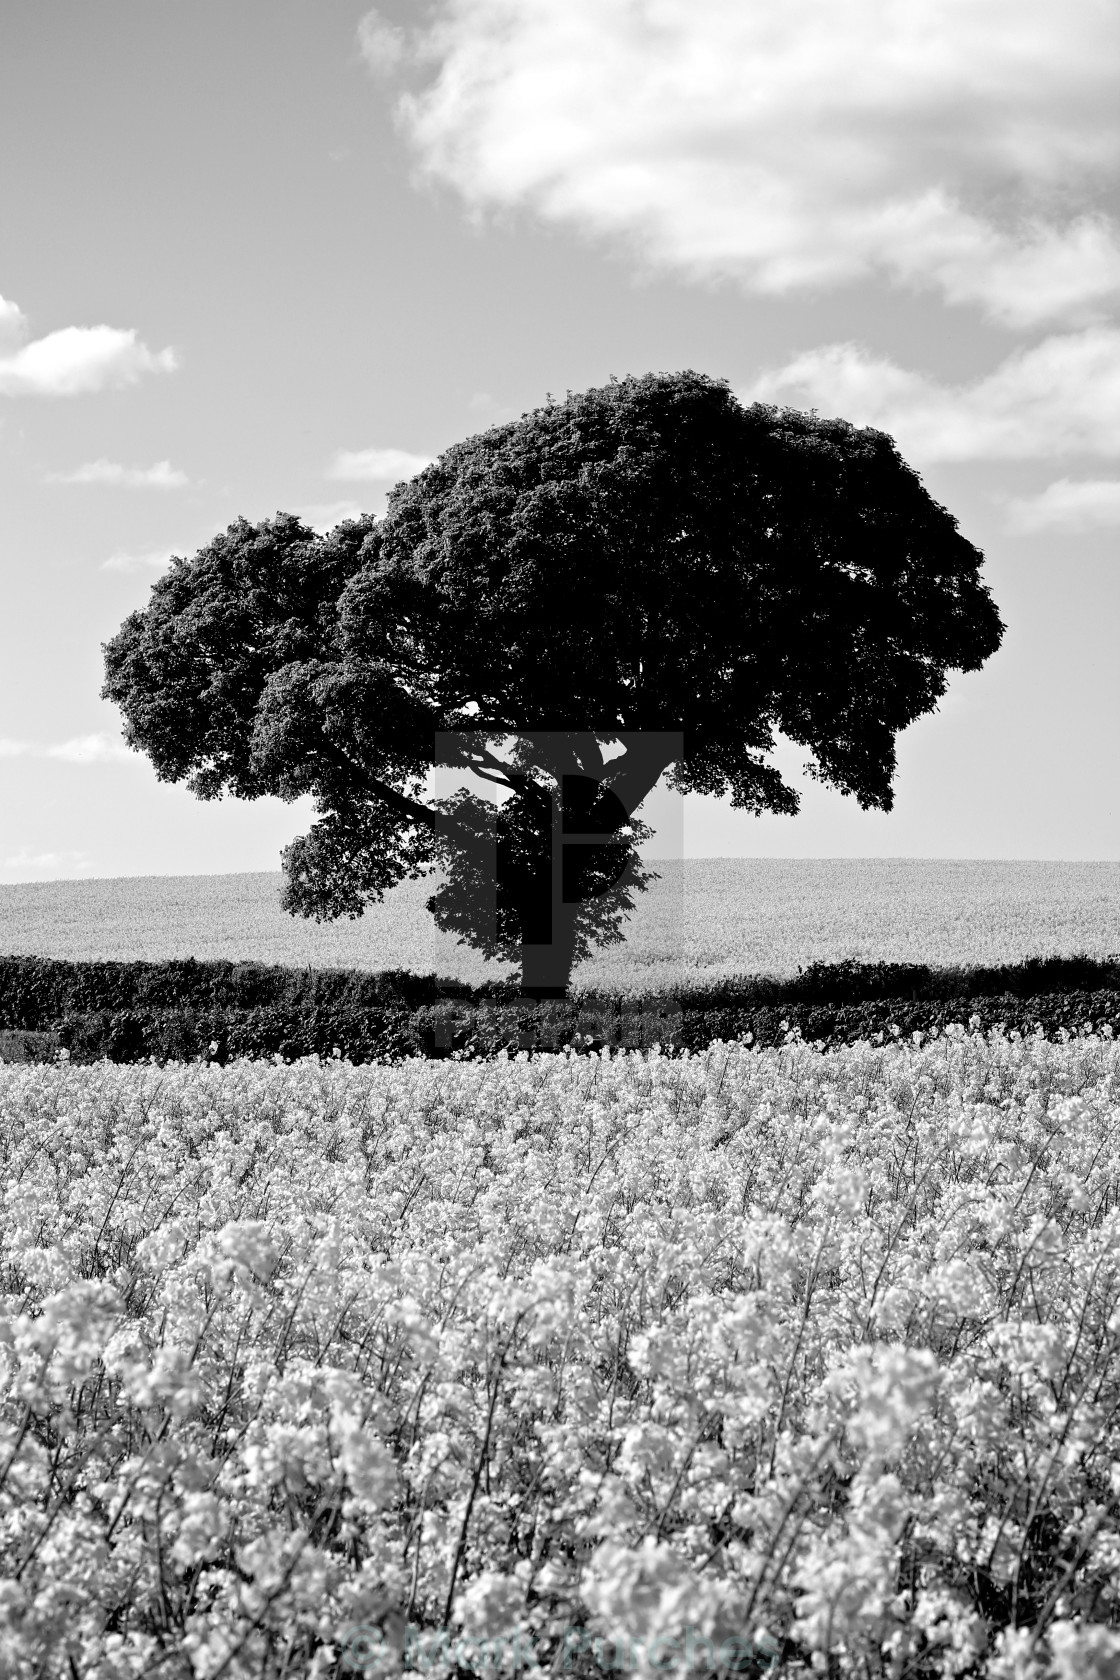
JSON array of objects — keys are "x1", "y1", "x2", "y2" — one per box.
[{"x1": 1, "y1": 1027, "x2": 1119, "y2": 1676}]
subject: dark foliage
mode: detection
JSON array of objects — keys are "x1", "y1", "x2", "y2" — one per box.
[
  {"x1": 663, "y1": 952, "x2": 1120, "y2": 1010},
  {"x1": 670, "y1": 989, "x2": 1120, "y2": 1056},
  {"x1": 0, "y1": 955, "x2": 443, "y2": 1030},
  {"x1": 41, "y1": 1004, "x2": 426, "y2": 1067}
]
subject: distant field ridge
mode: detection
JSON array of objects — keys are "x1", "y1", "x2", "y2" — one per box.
[{"x1": 1, "y1": 859, "x2": 1116, "y2": 990}]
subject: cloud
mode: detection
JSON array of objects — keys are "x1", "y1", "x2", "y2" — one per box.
[
  {"x1": 100, "y1": 554, "x2": 177, "y2": 581},
  {"x1": 0, "y1": 849, "x2": 95, "y2": 875},
  {"x1": 291, "y1": 498, "x2": 372, "y2": 533},
  {"x1": 0, "y1": 292, "x2": 177, "y2": 395},
  {"x1": 47, "y1": 735, "x2": 134, "y2": 764},
  {"x1": 1003, "y1": 478, "x2": 1120, "y2": 533},
  {"x1": 326, "y1": 446, "x2": 433, "y2": 482},
  {"x1": 48, "y1": 459, "x2": 188, "y2": 488},
  {"x1": 744, "y1": 327, "x2": 1120, "y2": 461},
  {"x1": 0, "y1": 295, "x2": 27, "y2": 350},
  {"x1": 393, "y1": 0, "x2": 1120, "y2": 325},
  {"x1": 100, "y1": 547, "x2": 177, "y2": 573},
  {"x1": 0, "y1": 733, "x2": 134, "y2": 763},
  {"x1": 467, "y1": 390, "x2": 522, "y2": 422},
  {"x1": 357, "y1": 8, "x2": 411, "y2": 77}
]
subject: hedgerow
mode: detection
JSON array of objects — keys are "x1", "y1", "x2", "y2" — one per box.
[{"x1": 2, "y1": 955, "x2": 1118, "y2": 1066}]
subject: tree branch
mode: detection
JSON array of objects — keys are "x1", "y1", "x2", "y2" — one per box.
[
  {"x1": 315, "y1": 737, "x2": 466, "y2": 842},
  {"x1": 470, "y1": 765, "x2": 519, "y2": 792},
  {"x1": 440, "y1": 735, "x2": 522, "y2": 786},
  {"x1": 602, "y1": 733, "x2": 681, "y2": 818}
]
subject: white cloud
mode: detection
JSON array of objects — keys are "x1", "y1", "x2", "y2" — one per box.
[
  {"x1": 291, "y1": 498, "x2": 372, "y2": 533},
  {"x1": 0, "y1": 295, "x2": 27, "y2": 350},
  {"x1": 467, "y1": 390, "x2": 522, "y2": 422},
  {"x1": 393, "y1": 0, "x2": 1120, "y2": 325},
  {"x1": 47, "y1": 735, "x2": 134, "y2": 764},
  {"x1": 100, "y1": 547, "x2": 176, "y2": 573},
  {"x1": 0, "y1": 733, "x2": 134, "y2": 763},
  {"x1": 0, "y1": 849, "x2": 95, "y2": 875},
  {"x1": 326, "y1": 446, "x2": 433, "y2": 482},
  {"x1": 357, "y1": 8, "x2": 410, "y2": 77},
  {"x1": 310, "y1": 449, "x2": 432, "y2": 531},
  {"x1": 1003, "y1": 478, "x2": 1120, "y2": 532},
  {"x1": 0, "y1": 292, "x2": 177, "y2": 395},
  {"x1": 744, "y1": 327, "x2": 1120, "y2": 461},
  {"x1": 48, "y1": 459, "x2": 188, "y2": 488}
]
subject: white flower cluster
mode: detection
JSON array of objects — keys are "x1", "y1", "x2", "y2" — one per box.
[{"x1": 1, "y1": 1027, "x2": 1119, "y2": 1677}]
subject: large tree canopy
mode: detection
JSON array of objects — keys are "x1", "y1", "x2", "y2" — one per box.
[{"x1": 101, "y1": 371, "x2": 1004, "y2": 994}]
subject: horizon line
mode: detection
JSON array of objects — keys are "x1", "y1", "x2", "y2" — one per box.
[{"x1": 1, "y1": 855, "x2": 1117, "y2": 889}]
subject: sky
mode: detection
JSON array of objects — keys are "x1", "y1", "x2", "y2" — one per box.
[{"x1": 0, "y1": 0, "x2": 1117, "y2": 883}]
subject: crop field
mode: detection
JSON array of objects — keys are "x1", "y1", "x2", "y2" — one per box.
[
  {"x1": 1, "y1": 859, "x2": 1117, "y2": 992},
  {"x1": 2, "y1": 1028, "x2": 1120, "y2": 1677}
]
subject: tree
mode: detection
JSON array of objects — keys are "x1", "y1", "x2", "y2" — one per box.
[{"x1": 101, "y1": 371, "x2": 1004, "y2": 998}]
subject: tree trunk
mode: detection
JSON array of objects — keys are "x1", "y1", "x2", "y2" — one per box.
[
  {"x1": 519, "y1": 904, "x2": 578, "y2": 1001},
  {"x1": 508, "y1": 733, "x2": 681, "y2": 1002}
]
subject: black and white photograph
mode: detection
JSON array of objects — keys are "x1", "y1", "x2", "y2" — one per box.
[{"x1": 1, "y1": 4, "x2": 1118, "y2": 1675}]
